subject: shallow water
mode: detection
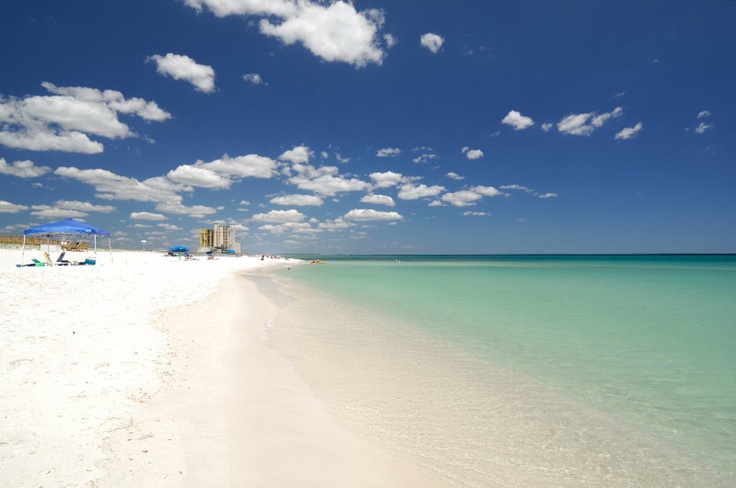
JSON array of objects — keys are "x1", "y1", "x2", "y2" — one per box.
[{"x1": 258, "y1": 255, "x2": 736, "y2": 486}]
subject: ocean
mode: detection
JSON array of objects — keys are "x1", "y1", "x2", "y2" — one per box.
[{"x1": 259, "y1": 255, "x2": 736, "y2": 486}]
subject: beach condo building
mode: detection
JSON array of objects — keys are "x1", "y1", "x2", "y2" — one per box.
[
  {"x1": 199, "y1": 228, "x2": 214, "y2": 248},
  {"x1": 213, "y1": 223, "x2": 234, "y2": 252}
]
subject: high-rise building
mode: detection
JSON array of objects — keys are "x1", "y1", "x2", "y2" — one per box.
[
  {"x1": 213, "y1": 223, "x2": 234, "y2": 250},
  {"x1": 199, "y1": 228, "x2": 214, "y2": 248}
]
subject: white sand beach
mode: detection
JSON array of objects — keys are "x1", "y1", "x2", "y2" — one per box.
[{"x1": 0, "y1": 248, "x2": 443, "y2": 487}]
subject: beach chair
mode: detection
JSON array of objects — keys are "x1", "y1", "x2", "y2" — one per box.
[
  {"x1": 42, "y1": 252, "x2": 55, "y2": 266},
  {"x1": 56, "y1": 252, "x2": 70, "y2": 266}
]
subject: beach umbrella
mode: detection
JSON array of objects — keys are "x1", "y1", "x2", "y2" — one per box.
[{"x1": 168, "y1": 245, "x2": 189, "y2": 253}]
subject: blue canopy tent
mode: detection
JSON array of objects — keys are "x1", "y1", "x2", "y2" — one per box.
[
  {"x1": 168, "y1": 245, "x2": 189, "y2": 253},
  {"x1": 22, "y1": 218, "x2": 112, "y2": 265}
]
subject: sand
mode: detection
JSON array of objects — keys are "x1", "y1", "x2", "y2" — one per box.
[{"x1": 0, "y1": 248, "x2": 444, "y2": 487}]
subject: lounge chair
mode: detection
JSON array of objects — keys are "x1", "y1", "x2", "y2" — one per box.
[
  {"x1": 42, "y1": 252, "x2": 55, "y2": 266},
  {"x1": 56, "y1": 252, "x2": 70, "y2": 266}
]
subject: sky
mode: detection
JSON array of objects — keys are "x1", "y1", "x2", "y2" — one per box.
[{"x1": 1, "y1": 0, "x2": 734, "y2": 254}]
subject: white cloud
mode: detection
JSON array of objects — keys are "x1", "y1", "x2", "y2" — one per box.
[
  {"x1": 148, "y1": 53, "x2": 216, "y2": 93},
  {"x1": 41, "y1": 82, "x2": 170, "y2": 122},
  {"x1": 461, "y1": 147, "x2": 484, "y2": 160},
  {"x1": 472, "y1": 185, "x2": 502, "y2": 197},
  {"x1": 167, "y1": 164, "x2": 231, "y2": 189},
  {"x1": 30, "y1": 205, "x2": 87, "y2": 220},
  {"x1": 558, "y1": 107, "x2": 622, "y2": 136},
  {"x1": 154, "y1": 201, "x2": 217, "y2": 218},
  {"x1": 412, "y1": 152, "x2": 438, "y2": 164},
  {"x1": 615, "y1": 122, "x2": 643, "y2": 140},
  {"x1": 344, "y1": 209, "x2": 403, "y2": 221},
  {"x1": 270, "y1": 194, "x2": 324, "y2": 206},
  {"x1": 360, "y1": 194, "x2": 395, "y2": 206},
  {"x1": 287, "y1": 163, "x2": 371, "y2": 196},
  {"x1": 445, "y1": 172, "x2": 464, "y2": 181},
  {"x1": 441, "y1": 185, "x2": 501, "y2": 207},
  {"x1": 203, "y1": 154, "x2": 278, "y2": 179},
  {"x1": 0, "y1": 200, "x2": 29, "y2": 213},
  {"x1": 398, "y1": 183, "x2": 445, "y2": 200},
  {"x1": 420, "y1": 33, "x2": 444, "y2": 53},
  {"x1": 463, "y1": 211, "x2": 489, "y2": 217},
  {"x1": 252, "y1": 209, "x2": 306, "y2": 223},
  {"x1": 259, "y1": 221, "x2": 317, "y2": 235},
  {"x1": 279, "y1": 145, "x2": 312, "y2": 164},
  {"x1": 0, "y1": 158, "x2": 51, "y2": 178},
  {"x1": 370, "y1": 171, "x2": 404, "y2": 188},
  {"x1": 502, "y1": 110, "x2": 535, "y2": 130},
  {"x1": 54, "y1": 166, "x2": 186, "y2": 204},
  {"x1": 441, "y1": 190, "x2": 483, "y2": 207},
  {"x1": 131, "y1": 211, "x2": 167, "y2": 221},
  {"x1": 259, "y1": 2, "x2": 386, "y2": 67},
  {"x1": 376, "y1": 147, "x2": 401, "y2": 157},
  {"x1": 186, "y1": 1, "x2": 388, "y2": 67},
  {"x1": 541, "y1": 122, "x2": 553, "y2": 132},
  {"x1": 697, "y1": 110, "x2": 711, "y2": 119},
  {"x1": 539, "y1": 193, "x2": 558, "y2": 199},
  {"x1": 695, "y1": 122, "x2": 713, "y2": 134},
  {"x1": 0, "y1": 82, "x2": 170, "y2": 153},
  {"x1": 243, "y1": 73, "x2": 266, "y2": 85}
]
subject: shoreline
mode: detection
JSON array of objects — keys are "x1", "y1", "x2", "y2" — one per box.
[
  {"x1": 261, "y1": 265, "x2": 735, "y2": 487},
  {"x1": 3, "y1": 249, "x2": 732, "y2": 486},
  {"x1": 0, "y1": 249, "x2": 443, "y2": 486}
]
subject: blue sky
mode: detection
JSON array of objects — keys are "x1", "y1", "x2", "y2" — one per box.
[{"x1": 1, "y1": 1, "x2": 734, "y2": 254}]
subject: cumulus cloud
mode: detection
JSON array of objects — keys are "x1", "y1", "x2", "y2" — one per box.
[
  {"x1": 420, "y1": 33, "x2": 444, "y2": 53},
  {"x1": 186, "y1": 0, "x2": 388, "y2": 67},
  {"x1": 201, "y1": 154, "x2": 278, "y2": 179},
  {"x1": 376, "y1": 147, "x2": 401, "y2": 157},
  {"x1": 0, "y1": 82, "x2": 170, "y2": 153},
  {"x1": 0, "y1": 158, "x2": 51, "y2": 178},
  {"x1": 148, "y1": 53, "x2": 216, "y2": 93},
  {"x1": 167, "y1": 164, "x2": 231, "y2": 189},
  {"x1": 446, "y1": 172, "x2": 464, "y2": 181},
  {"x1": 344, "y1": 209, "x2": 403, "y2": 221},
  {"x1": 398, "y1": 183, "x2": 445, "y2": 200},
  {"x1": 131, "y1": 211, "x2": 167, "y2": 221},
  {"x1": 54, "y1": 166, "x2": 187, "y2": 206},
  {"x1": 502, "y1": 110, "x2": 535, "y2": 130},
  {"x1": 286, "y1": 163, "x2": 371, "y2": 196},
  {"x1": 370, "y1": 171, "x2": 404, "y2": 188},
  {"x1": 279, "y1": 145, "x2": 313, "y2": 164},
  {"x1": 615, "y1": 122, "x2": 643, "y2": 140},
  {"x1": 252, "y1": 209, "x2": 306, "y2": 223},
  {"x1": 461, "y1": 147, "x2": 484, "y2": 160},
  {"x1": 360, "y1": 194, "x2": 395, "y2": 206},
  {"x1": 270, "y1": 194, "x2": 324, "y2": 206},
  {"x1": 441, "y1": 190, "x2": 482, "y2": 207},
  {"x1": 558, "y1": 107, "x2": 622, "y2": 136},
  {"x1": 441, "y1": 186, "x2": 501, "y2": 207},
  {"x1": 0, "y1": 200, "x2": 29, "y2": 213}
]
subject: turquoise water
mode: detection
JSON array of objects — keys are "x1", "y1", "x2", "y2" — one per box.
[{"x1": 266, "y1": 255, "x2": 736, "y2": 484}]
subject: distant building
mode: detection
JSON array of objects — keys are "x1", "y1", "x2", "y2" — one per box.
[
  {"x1": 213, "y1": 223, "x2": 234, "y2": 251},
  {"x1": 199, "y1": 228, "x2": 214, "y2": 248}
]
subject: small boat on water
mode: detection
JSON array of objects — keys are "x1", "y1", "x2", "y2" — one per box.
[{"x1": 310, "y1": 259, "x2": 326, "y2": 264}]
